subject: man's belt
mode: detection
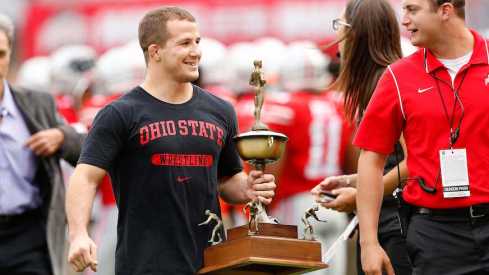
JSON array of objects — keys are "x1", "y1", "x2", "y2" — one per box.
[
  {"x1": 0, "y1": 208, "x2": 42, "y2": 225},
  {"x1": 412, "y1": 203, "x2": 489, "y2": 218}
]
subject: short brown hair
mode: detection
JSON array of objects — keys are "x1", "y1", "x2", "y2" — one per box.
[
  {"x1": 429, "y1": 0, "x2": 465, "y2": 20},
  {"x1": 138, "y1": 6, "x2": 196, "y2": 64}
]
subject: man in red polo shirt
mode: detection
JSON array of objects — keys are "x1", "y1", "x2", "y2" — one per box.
[{"x1": 353, "y1": 0, "x2": 489, "y2": 274}]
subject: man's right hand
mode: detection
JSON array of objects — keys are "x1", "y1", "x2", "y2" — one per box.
[
  {"x1": 361, "y1": 243, "x2": 395, "y2": 275},
  {"x1": 68, "y1": 234, "x2": 98, "y2": 272}
]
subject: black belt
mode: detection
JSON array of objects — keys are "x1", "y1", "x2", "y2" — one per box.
[
  {"x1": 412, "y1": 203, "x2": 489, "y2": 218},
  {"x1": 0, "y1": 209, "x2": 43, "y2": 225}
]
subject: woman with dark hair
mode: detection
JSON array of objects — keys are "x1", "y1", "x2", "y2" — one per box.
[{"x1": 311, "y1": 0, "x2": 412, "y2": 274}]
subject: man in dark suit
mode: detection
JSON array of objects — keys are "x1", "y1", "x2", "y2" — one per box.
[{"x1": 0, "y1": 13, "x2": 85, "y2": 275}]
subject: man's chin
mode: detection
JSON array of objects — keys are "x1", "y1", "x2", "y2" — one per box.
[
  {"x1": 184, "y1": 73, "x2": 199, "y2": 83},
  {"x1": 410, "y1": 38, "x2": 423, "y2": 48}
]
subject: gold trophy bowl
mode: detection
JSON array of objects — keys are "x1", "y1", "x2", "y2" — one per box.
[
  {"x1": 234, "y1": 131, "x2": 288, "y2": 164},
  {"x1": 234, "y1": 130, "x2": 288, "y2": 224}
]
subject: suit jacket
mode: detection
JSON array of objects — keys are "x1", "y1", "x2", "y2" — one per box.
[{"x1": 10, "y1": 84, "x2": 85, "y2": 275}]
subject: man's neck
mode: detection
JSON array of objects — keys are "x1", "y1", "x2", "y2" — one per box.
[
  {"x1": 140, "y1": 72, "x2": 193, "y2": 104},
  {"x1": 430, "y1": 27, "x2": 474, "y2": 60}
]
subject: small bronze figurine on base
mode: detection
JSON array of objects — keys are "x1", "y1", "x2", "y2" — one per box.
[
  {"x1": 302, "y1": 205, "x2": 327, "y2": 240},
  {"x1": 199, "y1": 210, "x2": 223, "y2": 245},
  {"x1": 249, "y1": 59, "x2": 269, "y2": 131},
  {"x1": 243, "y1": 198, "x2": 261, "y2": 235}
]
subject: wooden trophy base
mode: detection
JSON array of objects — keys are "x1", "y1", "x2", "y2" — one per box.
[{"x1": 199, "y1": 223, "x2": 328, "y2": 275}]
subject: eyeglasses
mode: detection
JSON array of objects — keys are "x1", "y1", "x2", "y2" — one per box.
[{"x1": 333, "y1": 19, "x2": 351, "y2": 30}]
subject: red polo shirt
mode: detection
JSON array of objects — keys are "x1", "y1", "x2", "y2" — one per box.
[{"x1": 353, "y1": 30, "x2": 489, "y2": 209}]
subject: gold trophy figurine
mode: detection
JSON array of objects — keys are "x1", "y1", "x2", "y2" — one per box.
[
  {"x1": 302, "y1": 205, "x2": 328, "y2": 240},
  {"x1": 243, "y1": 198, "x2": 261, "y2": 235},
  {"x1": 249, "y1": 60, "x2": 269, "y2": 131},
  {"x1": 198, "y1": 210, "x2": 223, "y2": 245}
]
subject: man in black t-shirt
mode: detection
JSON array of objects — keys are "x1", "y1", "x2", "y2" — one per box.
[{"x1": 66, "y1": 6, "x2": 277, "y2": 275}]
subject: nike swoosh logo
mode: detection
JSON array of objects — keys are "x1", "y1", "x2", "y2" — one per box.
[
  {"x1": 418, "y1": 86, "x2": 434, "y2": 93},
  {"x1": 178, "y1": 176, "x2": 192, "y2": 182}
]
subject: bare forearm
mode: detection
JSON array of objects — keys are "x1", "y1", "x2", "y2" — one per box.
[
  {"x1": 357, "y1": 150, "x2": 387, "y2": 246},
  {"x1": 335, "y1": 166, "x2": 406, "y2": 195},
  {"x1": 218, "y1": 172, "x2": 250, "y2": 205},
  {"x1": 66, "y1": 169, "x2": 101, "y2": 240}
]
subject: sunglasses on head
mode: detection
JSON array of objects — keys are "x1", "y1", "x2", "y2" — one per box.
[{"x1": 349, "y1": 0, "x2": 363, "y2": 21}]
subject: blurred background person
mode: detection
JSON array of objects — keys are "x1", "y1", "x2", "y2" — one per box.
[
  {"x1": 311, "y1": 1, "x2": 412, "y2": 274},
  {"x1": 0, "y1": 12, "x2": 85, "y2": 275},
  {"x1": 193, "y1": 37, "x2": 236, "y2": 106},
  {"x1": 17, "y1": 55, "x2": 51, "y2": 92},
  {"x1": 228, "y1": 39, "x2": 358, "y2": 275},
  {"x1": 49, "y1": 44, "x2": 97, "y2": 127},
  {"x1": 262, "y1": 41, "x2": 358, "y2": 275}
]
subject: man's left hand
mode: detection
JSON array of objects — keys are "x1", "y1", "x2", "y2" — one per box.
[
  {"x1": 246, "y1": 170, "x2": 276, "y2": 205},
  {"x1": 25, "y1": 128, "x2": 66, "y2": 156}
]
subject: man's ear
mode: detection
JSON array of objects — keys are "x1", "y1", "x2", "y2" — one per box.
[
  {"x1": 440, "y1": 3, "x2": 453, "y2": 21},
  {"x1": 148, "y1": 44, "x2": 160, "y2": 61}
]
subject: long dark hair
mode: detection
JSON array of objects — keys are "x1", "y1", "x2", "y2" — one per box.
[{"x1": 326, "y1": 0, "x2": 403, "y2": 122}]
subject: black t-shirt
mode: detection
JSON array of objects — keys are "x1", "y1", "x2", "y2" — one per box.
[{"x1": 78, "y1": 85, "x2": 244, "y2": 275}]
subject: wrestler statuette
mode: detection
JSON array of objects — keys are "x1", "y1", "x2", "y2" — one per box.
[
  {"x1": 302, "y1": 205, "x2": 327, "y2": 240},
  {"x1": 199, "y1": 210, "x2": 223, "y2": 245},
  {"x1": 243, "y1": 198, "x2": 261, "y2": 235},
  {"x1": 249, "y1": 59, "x2": 269, "y2": 131}
]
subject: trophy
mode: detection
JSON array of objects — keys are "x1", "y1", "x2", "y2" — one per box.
[{"x1": 198, "y1": 60, "x2": 327, "y2": 274}]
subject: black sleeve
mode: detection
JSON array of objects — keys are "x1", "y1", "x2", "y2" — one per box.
[
  {"x1": 218, "y1": 101, "x2": 244, "y2": 177},
  {"x1": 78, "y1": 105, "x2": 126, "y2": 172}
]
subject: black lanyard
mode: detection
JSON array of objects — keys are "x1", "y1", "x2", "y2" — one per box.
[
  {"x1": 430, "y1": 68, "x2": 468, "y2": 149},
  {"x1": 395, "y1": 53, "x2": 469, "y2": 195}
]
